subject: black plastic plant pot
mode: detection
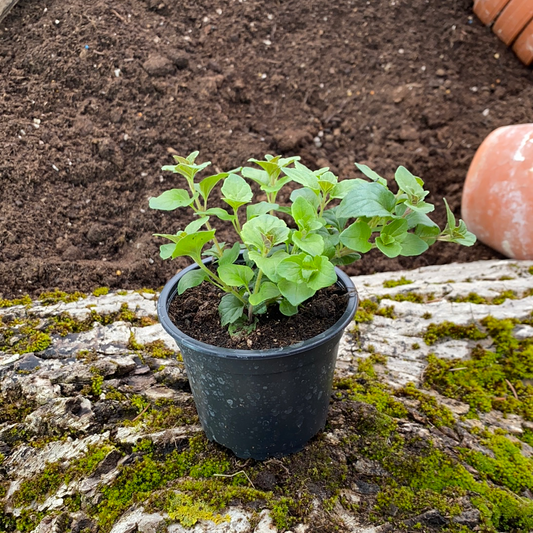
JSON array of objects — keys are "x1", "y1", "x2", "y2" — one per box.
[{"x1": 157, "y1": 260, "x2": 358, "y2": 460}]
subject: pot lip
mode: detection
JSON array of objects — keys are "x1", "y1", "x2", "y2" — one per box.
[{"x1": 157, "y1": 259, "x2": 358, "y2": 360}]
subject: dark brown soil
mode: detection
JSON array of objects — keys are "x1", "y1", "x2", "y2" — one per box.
[
  {"x1": 168, "y1": 281, "x2": 348, "y2": 349},
  {"x1": 2, "y1": 0, "x2": 530, "y2": 299}
]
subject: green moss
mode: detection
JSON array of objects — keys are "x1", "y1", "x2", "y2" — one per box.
[
  {"x1": 92, "y1": 287, "x2": 110, "y2": 297},
  {"x1": 452, "y1": 292, "x2": 488, "y2": 305},
  {"x1": 411, "y1": 343, "x2": 420, "y2": 350},
  {"x1": 142, "y1": 340, "x2": 176, "y2": 359},
  {"x1": 166, "y1": 492, "x2": 230, "y2": 527},
  {"x1": 397, "y1": 382, "x2": 455, "y2": 427},
  {"x1": 383, "y1": 276, "x2": 413, "y2": 288},
  {"x1": 376, "y1": 305, "x2": 396, "y2": 319},
  {"x1": 423, "y1": 321, "x2": 486, "y2": 346},
  {"x1": 38, "y1": 289, "x2": 87, "y2": 305},
  {"x1": 90, "y1": 368, "x2": 104, "y2": 397},
  {"x1": 424, "y1": 317, "x2": 533, "y2": 419},
  {"x1": 528, "y1": 266, "x2": 533, "y2": 275},
  {"x1": 335, "y1": 359, "x2": 408, "y2": 419},
  {"x1": 0, "y1": 294, "x2": 31, "y2": 308},
  {"x1": 460, "y1": 432, "x2": 533, "y2": 493},
  {"x1": 354, "y1": 299, "x2": 378, "y2": 323},
  {"x1": 492, "y1": 290, "x2": 517, "y2": 305},
  {"x1": 368, "y1": 430, "x2": 533, "y2": 531},
  {"x1": 381, "y1": 291, "x2": 433, "y2": 304},
  {"x1": 0, "y1": 391, "x2": 37, "y2": 424},
  {"x1": 72, "y1": 443, "x2": 116, "y2": 476},
  {"x1": 521, "y1": 429, "x2": 533, "y2": 447},
  {"x1": 123, "y1": 398, "x2": 198, "y2": 430},
  {"x1": 452, "y1": 290, "x2": 518, "y2": 305},
  {"x1": 47, "y1": 305, "x2": 157, "y2": 338},
  {"x1": 422, "y1": 312, "x2": 432, "y2": 320},
  {"x1": 13, "y1": 462, "x2": 66, "y2": 506},
  {"x1": 0, "y1": 317, "x2": 52, "y2": 354}
]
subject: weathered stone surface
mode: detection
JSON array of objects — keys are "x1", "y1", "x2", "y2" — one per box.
[{"x1": 1, "y1": 263, "x2": 533, "y2": 532}]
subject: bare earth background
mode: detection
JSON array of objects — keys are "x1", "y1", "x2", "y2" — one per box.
[{"x1": 1, "y1": 0, "x2": 532, "y2": 298}]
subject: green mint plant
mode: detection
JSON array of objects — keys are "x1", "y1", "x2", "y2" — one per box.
[{"x1": 149, "y1": 152, "x2": 475, "y2": 331}]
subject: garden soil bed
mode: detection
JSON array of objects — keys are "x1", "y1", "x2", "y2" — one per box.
[{"x1": 1, "y1": 0, "x2": 531, "y2": 299}]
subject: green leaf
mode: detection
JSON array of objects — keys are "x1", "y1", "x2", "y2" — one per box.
[
  {"x1": 375, "y1": 238, "x2": 402, "y2": 258},
  {"x1": 382, "y1": 218, "x2": 409, "y2": 240},
  {"x1": 246, "y1": 202, "x2": 279, "y2": 219},
  {"x1": 292, "y1": 231, "x2": 324, "y2": 256},
  {"x1": 219, "y1": 243, "x2": 241, "y2": 266},
  {"x1": 291, "y1": 196, "x2": 323, "y2": 232},
  {"x1": 339, "y1": 220, "x2": 372, "y2": 253},
  {"x1": 159, "y1": 243, "x2": 176, "y2": 260},
  {"x1": 415, "y1": 225, "x2": 440, "y2": 245},
  {"x1": 241, "y1": 215, "x2": 290, "y2": 252},
  {"x1": 200, "y1": 207, "x2": 235, "y2": 221},
  {"x1": 248, "y1": 157, "x2": 282, "y2": 178},
  {"x1": 277, "y1": 254, "x2": 336, "y2": 290},
  {"x1": 355, "y1": 163, "x2": 387, "y2": 186},
  {"x1": 248, "y1": 250, "x2": 289, "y2": 283},
  {"x1": 169, "y1": 230, "x2": 216, "y2": 260},
  {"x1": 374, "y1": 219, "x2": 408, "y2": 258},
  {"x1": 219, "y1": 294, "x2": 245, "y2": 326},
  {"x1": 318, "y1": 171, "x2": 338, "y2": 195},
  {"x1": 444, "y1": 198, "x2": 456, "y2": 231},
  {"x1": 261, "y1": 177, "x2": 292, "y2": 194},
  {"x1": 249, "y1": 282, "x2": 281, "y2": 306},
  {"x1": 184, "y1": 217, "x2": 209, "y2": 234},
  {"x1": 404, "y1": 199, "x2": 435, "y2": 214},
  {"x1": 149, "y1": 189, "x2": 195, "y2": 211},
  {"x1": 322, "y1": 207, "x2": 349, "y2": 232},
  {"x1": 399, "y1": 204, "x2": 439, "y2": 229},
  {"x1": 331, "y1": 253, "x2": 361, "y2": 266},
  {"x1": 177, "y1": 270, "x2": 208, "y2": 295},
  {"x1": 395, "y1": 166, "x2": 426, "y2": 197},
  {"x1": 330, "y1": 179, "x2": 366, "y2": 199},
  {"x1": 400, "y1": 233, "x2": 429, "y2": 256},
  {"x1": 282, "y1": 162, "x2": 320, "y2": 191},
  {"x1": 337, "y1": 182, "x2": 396, "y2": 219},
  {"x1": 221, "y1": 174, "x2": 253, "y2": 210},
  {"x1": 197, "y1": 173, "x2": 227, "y2": 202},
  {"x1": 318, "y1": 228, "x2": 340, "y2": 259},
  {"x1": 440, "y1": 199, "x2": 477, "y2": 246},
  {"x1": 278, "y1": 280, "x2": 316, "y2": 307},
  {"x1": 217, "y1": 264, "x2": 254, "y2": 288},
  {"x1": 186, "y1": 151, "x2": 199, "y2": 163},
  {"x1": 241, "y1": 167, "x2": 269, "y2": 187},
  {"x1": 290, "y1": 187, "x2": 320, "y2": 210},
  {"x1": 279, "y1": 298, "x2": 298, "y2": 316}
]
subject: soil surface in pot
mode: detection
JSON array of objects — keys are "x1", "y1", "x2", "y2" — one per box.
[
  {"x1": 3, "y1": 0, "x2": 529, "y2": 298},
  {"x1": 168, "y1": 282, "x2": 349, "y2": 349}
]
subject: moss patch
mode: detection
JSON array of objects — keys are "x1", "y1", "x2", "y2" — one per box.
[
  {"x1": 38, "y1": 289, "x2": 87, "y2": 305},
  {"x1": 424, "y1": 317, "x2": 533, "y2": 420},
  {"x1": 423, "y1": 321, "x2": 487, "y2": 345},
  {"x1": 0, "y1": 295, "x2": 32, "y2": 308},
  {"x1": 452, "y1": 290, "x2": 518, "y2": 305},
  {"x1": 383, "y1": 276, "x2": 413, "y2": 288}
]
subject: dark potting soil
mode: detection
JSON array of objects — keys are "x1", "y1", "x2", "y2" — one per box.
[
  {"x1": 168, "y1": 281, "x2": 349, "y2": 350},
  {"x1": 2, "y1": 0, "x2": 530, "y2": 299}
]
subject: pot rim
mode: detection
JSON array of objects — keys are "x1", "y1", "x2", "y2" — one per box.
[{"x1": 157, "y1": 259, "x2": 358, "y2": 361}]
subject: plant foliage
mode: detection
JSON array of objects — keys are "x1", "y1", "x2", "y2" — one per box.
[{"x1": 150, "y1": 152, "x2": 475, "y2": 329}]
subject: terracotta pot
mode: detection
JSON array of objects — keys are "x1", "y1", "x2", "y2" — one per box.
[
  {"x1": 492, "y1": 0, "x2": 533, "y2": 45},
  {"x1": 473, "y1": 0, "x2": 512, "y2": 25},
  {"x1": 462, "y1": 124, "x2": 533, "y2": 260},
  {"x1": 512, "y1": 18, "x2": 533, "y2": 65}
]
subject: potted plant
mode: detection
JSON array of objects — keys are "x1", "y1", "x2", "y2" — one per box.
[{"x1": 149, "y1": 152, "x2": 475, "y2": 459}]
